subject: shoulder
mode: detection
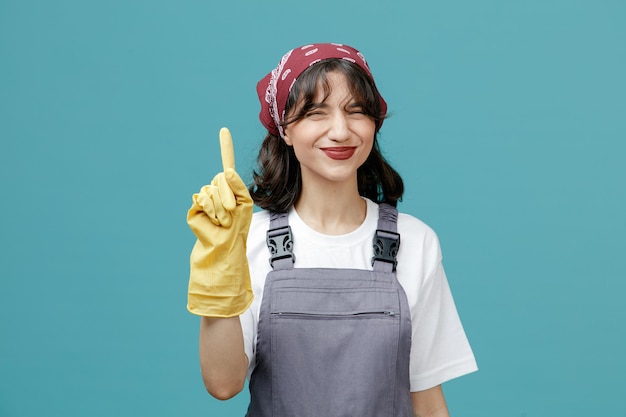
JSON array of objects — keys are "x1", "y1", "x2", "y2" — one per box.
[
  {"x1": 395, "y1": 210, "x2": 443, "y2": 273},
  {"x1": 247, "y1": 210, "x2": 271, "y2": 256},
  {"x1": 250, "y1": 209, "x2": 271, "y2": 230},
  {"x1": 397, "y1": 211, "x2": 441, "y2": 252},
  {"x1": 397, "y1": 211, "x2": 436, "y2": 237}
]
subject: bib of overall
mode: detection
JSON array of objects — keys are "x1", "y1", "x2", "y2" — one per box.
[{"x1": 246, "y1": 204, "x2": 413, "y2": 417}]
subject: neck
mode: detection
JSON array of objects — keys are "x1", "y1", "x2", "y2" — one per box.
[{"x1": 294, "y1": 179, "x2": 366, "y2": 235}]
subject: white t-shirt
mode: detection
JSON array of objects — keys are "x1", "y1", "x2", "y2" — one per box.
[{"x1": 240, "y1": 198, "x2": 477, "y2": 392}]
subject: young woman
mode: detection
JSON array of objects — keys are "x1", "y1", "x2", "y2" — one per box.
[{"x1": 187, "y1": 43, "x2": 477, "y2": 417}]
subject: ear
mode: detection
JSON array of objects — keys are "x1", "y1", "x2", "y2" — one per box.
[{"x1": 283, "y1": 131, "x2": 293, "y2": 146}]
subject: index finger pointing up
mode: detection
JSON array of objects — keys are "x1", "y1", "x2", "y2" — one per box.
[{"x1": 219, "y1": 127, "x2": 235, "y2": 171}]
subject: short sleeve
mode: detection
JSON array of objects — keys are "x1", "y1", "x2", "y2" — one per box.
[
  {"x1": 408, "y1": 254, "x2": 478, "y2": 391},
  {"x1": 239, "y1": 307, "x2": 256, "y2": 374}
]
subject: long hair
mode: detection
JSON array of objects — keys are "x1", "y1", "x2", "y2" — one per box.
[{"x1": 249, "y1": 59, "x2": 403, "y2": 212}]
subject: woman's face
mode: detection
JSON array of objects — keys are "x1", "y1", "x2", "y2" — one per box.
[{"x1": 283, "y1": 71, "x2": 376, "y2": 188}]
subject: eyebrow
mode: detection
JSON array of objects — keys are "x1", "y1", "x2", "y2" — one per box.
[{"x1": 308, "y1": 100, "x2": 364, "y2": 110}]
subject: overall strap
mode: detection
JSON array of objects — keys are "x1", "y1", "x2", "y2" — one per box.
[
  {"x1": 372, "y1": 203, "x2": 400, "y2": 273},
  {"x1": 267, "y1": 211, "x2": 295, "y2": 270},
  {"x1": 267, "y1": 204, "x2": 399, "y2": 272}
]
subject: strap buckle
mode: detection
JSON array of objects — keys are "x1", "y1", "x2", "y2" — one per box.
[
  {"x1": 371, "y1": 229, "x2": 400, "y2": 271},
  {"x1": 266, "y1": 225, "x2": 295, "y2": 268}
]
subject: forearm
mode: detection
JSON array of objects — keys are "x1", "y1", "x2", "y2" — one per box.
[
  {"x1": 411, "y1": 385, "x2": 450, "y2": 417},
  {"x1": 414, "y1": 408, "x2": 449, "y2": 417},
  {"x1": 199, "y1": 316, "x2": 248, "y2": 400}
]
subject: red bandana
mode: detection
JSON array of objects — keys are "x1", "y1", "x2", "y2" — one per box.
[{"x1": 256, "y1": 43, "x2": 387, "y2": 138}]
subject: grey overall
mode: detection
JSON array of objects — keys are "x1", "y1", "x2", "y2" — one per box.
[{"x1": 246, "y1": 204, "x2": 414, "y2": 417}]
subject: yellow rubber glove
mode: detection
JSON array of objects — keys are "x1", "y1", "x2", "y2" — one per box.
[{"x1": 186, "y1": 128, "x2": 254, "y2": 317}]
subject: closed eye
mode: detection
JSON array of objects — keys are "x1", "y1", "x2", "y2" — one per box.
[
  {"x1": 305, "y1": 103, "x2": 328, "y2": 118},
  {"x1": 346, "y1": 102, "x2": 367, "y2": 115}
]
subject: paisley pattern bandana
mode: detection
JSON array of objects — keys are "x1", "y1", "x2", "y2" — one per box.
[{"x1": 256, "y1": 43, "x2": 387, "y2": 138}]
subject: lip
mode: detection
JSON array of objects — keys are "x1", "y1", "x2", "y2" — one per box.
[{"x1": 321, "y1": 147, "x2": 356, "y2": 160}]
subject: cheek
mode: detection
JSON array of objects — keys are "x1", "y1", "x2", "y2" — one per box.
[
  {"x1": 362, "y1": 142, "x2": 374, "y2": 163},
  {"x1": 360, "y1": 134, "x2": 376, "y2": 163},
  {"x1": 358, "y1": 121, "x2": 376, "y2": 143},
  {"x1": 362, "y1": 128, "x2": 375, "y2": 150}
]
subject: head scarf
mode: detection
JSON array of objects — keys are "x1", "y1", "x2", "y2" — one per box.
[{"x1": 256, "y1": 43, "x2": 387, "y2": 138}]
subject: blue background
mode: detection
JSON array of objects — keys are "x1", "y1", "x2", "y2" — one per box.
[{"x1": 1, "y1": 1, "x2": 624, "y2": 416}]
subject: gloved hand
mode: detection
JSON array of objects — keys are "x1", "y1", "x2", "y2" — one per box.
[{"x1": 186, "y1": 128, "x2": 254, "y2": 317}]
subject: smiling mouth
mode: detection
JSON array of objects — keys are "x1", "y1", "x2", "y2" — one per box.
[{"x1": 321, "y1": 147, "x2": 356, "y2": 160}]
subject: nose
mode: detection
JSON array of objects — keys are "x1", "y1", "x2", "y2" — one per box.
[{"x1": 327, "y1": 113, "x2": 350, "y2": 142}]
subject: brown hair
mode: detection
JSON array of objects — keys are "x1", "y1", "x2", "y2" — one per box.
[{"x1": 249, "y1": 59, "x2": 403, "y2": 212}]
